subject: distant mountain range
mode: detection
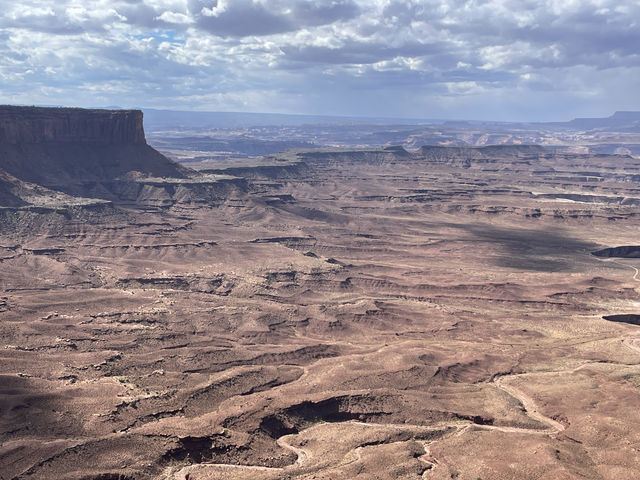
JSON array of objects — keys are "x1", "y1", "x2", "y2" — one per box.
[
  {"x1": 17, "y1": 105, "x2": 640, "y2": 132},
  {"x1": 141, "y1": 109, "x2": 434, "y2": 130},
  {"x1": 560, "y1": 111, "x2": 640, "y2": 131},
  {"x1": 139, "y1": 108, "x2": 640, "y2": 133}
]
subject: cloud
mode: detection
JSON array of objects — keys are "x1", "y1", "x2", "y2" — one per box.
[
  {"x1": 0, "y1": 0, "x2": 639, "y2": 120},
  {"x1": 156, "y1": 11, "x2": 194, "y2": 24},
  {"x1": 193, "y1": 0, "x2": 360, "y2": 37},
  {"x1": 279, "y1": 40, "x2": 450, "y2": 66}
]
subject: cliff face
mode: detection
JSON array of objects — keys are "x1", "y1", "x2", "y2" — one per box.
[
  {"x1": 0, "y1": 106, "x2": 188, "y2": 192},
  {"x1": 418, "y1": 144, "x2": 548, "y2": 165},
  {"x1": 0, "y1": 106, "x2": 255, "y2": 215},
  {"x1": 0, "y1": 106, "x2": 146, "y2": 144}
]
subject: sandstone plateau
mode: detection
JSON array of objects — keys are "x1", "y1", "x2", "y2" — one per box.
[{"x1": 1, "y1": 107, "x2": 640, "y2": 480}]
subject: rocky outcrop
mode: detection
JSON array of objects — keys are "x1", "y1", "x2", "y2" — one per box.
[
  {"x1": 292, "y1": 146, "x2": 411, "y2": 167},
  {"x1": 419, "y1": 145, "x2": 548, "y2": 164},
  {"x1": 0, "y1": 169, "x2": 29, "y2": 207},
  {"x1": 0, "y1": 106, "x2": 189, "y2": 202},
  {"x1": 0, "y1": 142, "x2": 189, "y2": 188},
  {"x1": 288, "y1": 144, "x2": 548, "y2": 169},
  {"x1": 0, "y1": 106, "x2": 145, "y2": 144},
  {"x1": 0, "y1": 106, "x2": 257, "y2": 213},
  {"x1": 199, "y1": 159, "x2": 310, "y2": 179}
]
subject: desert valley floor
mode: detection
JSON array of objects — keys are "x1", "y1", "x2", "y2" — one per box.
[{"x1": 2, "y1": 145, "x2": 640, "y2": 479}]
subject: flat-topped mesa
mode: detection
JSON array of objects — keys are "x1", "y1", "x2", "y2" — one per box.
[
  {"x1": 287, "y1": 146, "x2": 412, "y2": 167},
  {"x1": 0, "y1": 105, "x2": 192, "y2": 203},
  {"x1": 0, "y1": 106, "x2": 146, "y2": 145},
  {"x1": 418, "y1": 144, "x2": 549, "y2": 165},
  {"x1": 420, "y1": 144, "x2": 548, "y2": 157}
]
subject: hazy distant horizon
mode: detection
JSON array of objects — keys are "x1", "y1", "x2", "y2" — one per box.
[{"x1": 10, "y1": 104, "x2": 634, "y2": 129}]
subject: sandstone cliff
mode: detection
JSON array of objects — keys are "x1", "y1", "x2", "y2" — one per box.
[
  {"x1": 0, "y1": 106, "x2": 255, "y2": 212},
  {"x1": 418, "y1": 144, "x2": 548, "y2": 165},
  {"x1": 0, "y1": 106, "x2": 188, "y2": 193},
  {"x1": 0, "y1": 106, "x2": 145, "y2": 144}
]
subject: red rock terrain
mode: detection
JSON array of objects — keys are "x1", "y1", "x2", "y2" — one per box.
[
  {"x1": 0, "y1": 106, "x2": 145, "y2": 144},
  {"x1": 1, "y1": 108, "x2": 640, "y2": 480}
]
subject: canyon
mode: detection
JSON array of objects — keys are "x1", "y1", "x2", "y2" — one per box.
[{"x1": 1, "y1": 107, "x2": 640, "y2": 480}]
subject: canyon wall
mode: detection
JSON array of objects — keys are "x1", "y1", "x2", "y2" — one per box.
[
  {"x1": 0, "y1": 106, "x2": 146, "y2": 144},
  {"x1": 0, "y1": 106, "x2": 187, "y2": 189}
]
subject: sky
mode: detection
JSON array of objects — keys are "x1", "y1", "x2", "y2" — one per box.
[{"x1": 0, "y1": 0, "x2": 639, "y2": 121}]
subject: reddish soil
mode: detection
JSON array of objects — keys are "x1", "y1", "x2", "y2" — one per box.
[{"x1": 2, "y1": 146, "x2": 640, "y2": 479}]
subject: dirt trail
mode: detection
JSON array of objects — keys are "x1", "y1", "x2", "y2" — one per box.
[
  {"x1": 615, "y1": 261, "x2": 639, "y2": 282},
  {"x1": 170, "y1": 463, "x2": 279, "y2": 479},
  {"x1": 420, "y1": 441, "x2": 438, "y2": 474},
  {"x1": 166, "y1": 407, "x2": 568, "y2": 480},
  {"x1": 493, "y1": 374, "x2": 565, "y2": 434},
  {"x1": 623, "y1": 337, "x2": 640, "y2": 354},
  {"x1": 489, "y1": 360, "x2": 640, "y2": 436},
  {"x1": 596, "y1": 257, "x2": 640, "y2": 282},
  {"x1": 167, "y1": 434, "x2": 310, "y2": 479},
  {"x1": 165, "y1": 364, "x2": 603, "y2": 480},
  {"x1": 277, "y1": 434, "x2": 309, "y2": 466}
]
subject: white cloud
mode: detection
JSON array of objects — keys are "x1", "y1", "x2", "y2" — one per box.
[
  {"x1": 0, "y1": 0, "x2": 638, "y2": 120},
  {"x1": 156, "y1": 11, "x2": 193, "y2": 24},
  {"x1": 201, "y1": 1, "x2": 228, "y2": 17}
]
